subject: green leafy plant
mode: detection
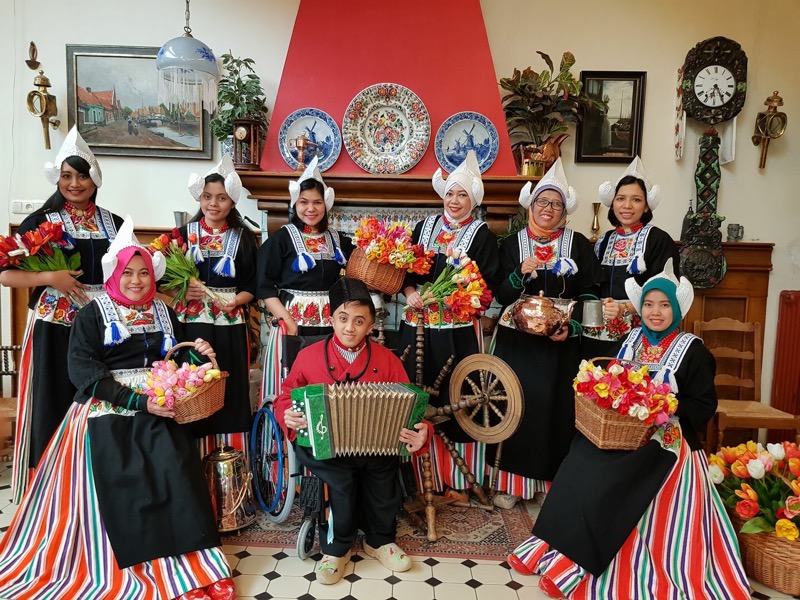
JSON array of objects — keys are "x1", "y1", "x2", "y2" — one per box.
[
  {"x1": 210, "y1": 52, "x2": 269, "y2": 142},
  {"x1": 499, "y1": 51, "x2": 606, "y2": 148}
]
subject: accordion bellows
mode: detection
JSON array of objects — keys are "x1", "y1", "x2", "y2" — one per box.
[{"x1": 291, "y1": 382, "x2": 429, "y2": 460}]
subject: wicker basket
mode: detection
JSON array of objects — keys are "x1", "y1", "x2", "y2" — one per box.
[
  {"x1": 345, "y1": 247, "x2": 405, "y2": 295},
  {"x1": 729, "y1": 514, "x2": 800, "y2": 595},
  {"x1": 164, "y1": 342, "x2": 228, "y2": 424},
  {"x1": 574, "y1": 392, "x2": 651, "y2": 450}
]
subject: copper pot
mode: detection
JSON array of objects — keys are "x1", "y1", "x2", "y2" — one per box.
[{"x1": 511, "y1": 291, "x2": 576, "y2": 336}]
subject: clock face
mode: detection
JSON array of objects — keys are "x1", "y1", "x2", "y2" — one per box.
[
  {"x1": 234, "y1": 125, "x2": 249, "y2": 141},
  {"x1": 681, "y1": 37, "x2": 748, "y2": 125},
  {"x1": 693, "y1": 65, "x2": 736, "y2": 107}
]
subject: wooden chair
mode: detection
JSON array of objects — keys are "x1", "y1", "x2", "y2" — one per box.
[
  {"x1": 0, "y1": 344, "x2": 21, "y2": 461},
  {"x1": 694, "y1": 318, "x2": 800, "y2": 452}
]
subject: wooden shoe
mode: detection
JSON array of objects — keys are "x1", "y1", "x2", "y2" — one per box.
[
  {"x1": 539, "y1": 575, "x2": 567, "y2": 599},
  {"x1": 316, "y1": 550, "x2": 352, "y2": 585},
  {"x1": 363, "y1": 542, "x2": 411, "y2": 572},
  {"x1": 492, "y1": 493, "x2": 520, "y2": 509},
  {"x1": 207, "y1": 578, "x2": 237, "y2": 600}
]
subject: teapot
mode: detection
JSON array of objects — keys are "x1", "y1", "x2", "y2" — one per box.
[
  {"x1": 203, "y1": 445, "x2": 257, "y2": 532},
  {"x1": 511, "y1": 291, "x2": 576, "y2": 336}
]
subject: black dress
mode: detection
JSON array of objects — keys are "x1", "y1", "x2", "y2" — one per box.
[
  {"x1": 582, "y1": 224, "x2": 679, "y2": 359},
  {"x1": 175, "y1": 223, "x2": 257, "y2": 438},
  {"x1": 397, "y1": 215, "x2": 501, "y2": 443},
  {"x1": 257, "y1": 224, "x2": 353, "y2": 336},
  {"x1": 11, "y1": 207, "x2": 122, "y2": 502},
  {"x1": 489, "y1": 228, "x2": 601, "y2": 489}
]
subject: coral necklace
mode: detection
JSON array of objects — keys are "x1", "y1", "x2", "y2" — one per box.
[
  {"x1": 200, "y1": 217, "x2": 228, "y2": 235},
  {"x1": 639, "y1": 329, "x2": 680, "y2": 363}
]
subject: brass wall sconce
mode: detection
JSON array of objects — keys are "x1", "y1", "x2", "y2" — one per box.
[
  {"x1": 751, "y1": 90, "x2": 787, "y2": 169},
  {"x1": 25, "y1": 42, "x2": 60, "y2": 149}
]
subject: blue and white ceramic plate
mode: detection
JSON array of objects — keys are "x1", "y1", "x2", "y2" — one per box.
[
  {"x1": 434, "y1": 112, "x2": 499, "y2": 173},
  {"x1": 278, "y1": 108, "x2": 342, "y2": 171}
]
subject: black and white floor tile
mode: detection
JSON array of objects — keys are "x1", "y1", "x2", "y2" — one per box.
[{"x1": 0, "y1": 462, "x2": 794, "y2": 599}]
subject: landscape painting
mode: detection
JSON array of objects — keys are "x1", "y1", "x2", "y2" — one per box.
[{"x1": 66, "y1": 45, "x2": 211, "y2": 159}]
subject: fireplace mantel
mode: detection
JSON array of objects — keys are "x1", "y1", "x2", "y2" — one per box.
[{"x1": 239, "y1": 171, "x2": 540, "y2": 237}]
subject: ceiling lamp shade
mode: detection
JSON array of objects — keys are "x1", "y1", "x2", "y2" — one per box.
[{"x1": 156, "y1": 0, "x2": 218, "y2": 112}]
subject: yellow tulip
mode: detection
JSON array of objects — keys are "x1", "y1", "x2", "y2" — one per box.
[{"x1": 776, "y1": 519, "x2": 800, "y2": 541}]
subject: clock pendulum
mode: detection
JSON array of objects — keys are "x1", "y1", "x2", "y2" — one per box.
[{"x1": 678, "y1": 37, "x2": 748, "y2": 289}]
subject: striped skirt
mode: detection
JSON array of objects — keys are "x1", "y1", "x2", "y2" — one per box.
[
  {"x1": 0, "y1": 402, "x2": 231, "y2": 600},
  {"x1": 512, "y1": 444, "x2": 750, "y2": 599},
  {"x1": 413, "y1": 434, "x2": 486, "y2": 492},
  {"x1": 10, "y1": 315, "x2": 35, "y2": 504}
]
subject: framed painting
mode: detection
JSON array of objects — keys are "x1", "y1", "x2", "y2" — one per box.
[
  {"x1": 575, "y1": 71, "x2": 646, "y2": 163},
  {"x1": 66, "y1": 44, "x2": 212, "y2": 159}
]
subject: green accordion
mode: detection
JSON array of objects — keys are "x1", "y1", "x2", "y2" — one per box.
[{"x1": 291, "y1": 382, "x2": 429, "y2": 460}]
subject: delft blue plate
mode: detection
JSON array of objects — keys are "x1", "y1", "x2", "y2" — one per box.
[
  {"x1": 278, "y1": 108, "x2": 342, "y2": 171},
  {"x1": 434, "y1": 111, "x2": 499, "y2": 173}
]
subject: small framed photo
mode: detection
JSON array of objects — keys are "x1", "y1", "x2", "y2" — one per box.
[
  {"x1": 66, "y1": 44, "x2": 212, "y2": 159},
  {"x1": 575, "y1": 71, "x2": 647, "y2": 163}
]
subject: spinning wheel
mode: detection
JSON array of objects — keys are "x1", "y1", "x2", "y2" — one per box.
[{"x1": 447, "y1": 354, "x2": 523, "y2": 444}]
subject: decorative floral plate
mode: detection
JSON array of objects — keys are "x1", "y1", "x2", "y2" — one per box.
[
  {"x1": 434, "y1": 112, "x2": 499, "y2": 173},
  {"x1": 278, "y1": 108, "x2": 342, "y2": 171},
  {"x1": 342, "y1": 83, "x2": 430, "y2": 174}
]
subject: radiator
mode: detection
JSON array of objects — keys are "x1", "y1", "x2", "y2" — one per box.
[{"x1": 768, "y1": 291, "x2": 800, "y2": 443}]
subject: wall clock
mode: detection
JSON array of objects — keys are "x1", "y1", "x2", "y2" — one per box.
[{"x1": 678, "y1": 37, "x2": 747, "y2": 289}]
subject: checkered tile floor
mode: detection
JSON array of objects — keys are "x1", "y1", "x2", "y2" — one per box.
[{"x1": 0, "y1": 462, "x2": 793, "y2": 599}]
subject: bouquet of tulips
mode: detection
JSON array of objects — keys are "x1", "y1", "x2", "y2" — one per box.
[
  {"x1": 573, "y1": 359, "x2": 678, "y2": 426},
  {"x1": 140, "y1": 359, "x2": 222, "y2": 408},
  {"x1": 150, "y1": 229, "x2": 224, "y2": 305},
  {"x1": 353, "y1": 217, "x2": 433, "y2": 275},
  {"x1": 411, "y1": 246, "x2": 492, "y2": 321},
  {"x1": 710, "y1": 441, "x2": 800, "y2": 540},
  {"x1": 0, "y1": 221, "x2": 79, "y2": 272}
]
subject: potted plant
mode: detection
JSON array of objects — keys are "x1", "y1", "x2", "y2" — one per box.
[
  {"x1": 499, "y1": 51, "x2": 606, "y2": 174},
  {"x1": 210, "y1": 52, "x2": 269, "y2": 158}
]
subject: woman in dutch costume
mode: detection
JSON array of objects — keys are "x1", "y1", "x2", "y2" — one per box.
[
  {"x1": 257, "y1": 156, "x2": 352, "y2": 337},
  {"x1": 0, "y1": 126, "x2": 123, "y2": 503},
  {"x1": 489, "y1": 159, "x2": 602, "y2": 508},
  {"x1": 179, "y1": 155, "x2": 257, "y2": 459},
  {"x1": 399, "y1": 150, "x2": 501, "y2": 494},
  {"x1": 0, "y1": 217, "x2": 235, "y2": 600},
  {"x1": 582, "y1": 157, "x2": 679, "y2": 359},
  {"x1": 508, "y1": 259, "x2": 749, "y2": 600}
]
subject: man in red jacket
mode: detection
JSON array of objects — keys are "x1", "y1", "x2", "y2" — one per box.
[{"x1": 276, "y1": 277, "x2": 429, "y2": 584}]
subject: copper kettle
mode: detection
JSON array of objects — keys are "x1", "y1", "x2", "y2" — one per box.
[
  {"x1": 203, "y1": 445, "x2": 257, "y2": 532},
  {"x1": 511, "y1": 291, "x2": 576, "y2": 336}
]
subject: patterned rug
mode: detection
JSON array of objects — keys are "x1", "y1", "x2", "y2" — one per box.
[{"x1": 222, "y1": 501, "x2": 533, "y2": 560}]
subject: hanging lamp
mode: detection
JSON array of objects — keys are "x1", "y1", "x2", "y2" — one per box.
[{"x1": 156, "y1": 0, "x2": 218, "y2": 113}]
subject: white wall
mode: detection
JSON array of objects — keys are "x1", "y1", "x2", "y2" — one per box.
[{"x1": 3, "y1": 0, "x2": 799, "y2": 401}]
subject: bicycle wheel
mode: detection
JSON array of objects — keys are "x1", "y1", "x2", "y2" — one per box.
[
  {"x1": 250, "y1": 403, "x2": 296, "y2": 522},
  {"x1": 297, "y1": 517, "x2": 317, "y2": 560}
]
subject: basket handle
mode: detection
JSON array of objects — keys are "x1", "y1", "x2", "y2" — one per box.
[
  {"x1": 164, "y1": 341, "x2": 219, "y2": 369},
  {"x1": 588, "y1": 356, "x2": 644, "y2": 368}
]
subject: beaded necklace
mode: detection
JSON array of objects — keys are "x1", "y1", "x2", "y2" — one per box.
[
  {"x1": 65, "y1": 201, "x2": 99, "y2": 232},
  {"x1": 639, "y1": 328, "x2": 681, "y2": 363},
  {"x1": 614, "y1": 221, "x2": 644, "y2": 235},
  {"x1": 200, "y1": 217, "x2": 229, "y2": 235}
]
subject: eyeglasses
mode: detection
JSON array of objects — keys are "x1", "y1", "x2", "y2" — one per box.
[{"x1": 534, "y1": 198, "x2": 564, "y2": 211}]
